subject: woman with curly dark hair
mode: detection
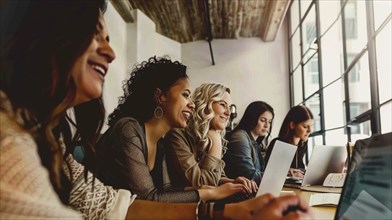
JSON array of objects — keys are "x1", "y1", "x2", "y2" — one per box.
[{"x1": 96, "y1": 56, "x2": 248, "y2": 203}]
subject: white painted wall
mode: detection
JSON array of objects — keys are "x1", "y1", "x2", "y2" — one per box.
[
  {"x1": 103, "y1": 3, "x2": 129, "y2": 131},
  {"x1": 104, "y1": 3, "x2": 290, "y2": 137},
  {"x1": 182, "y1": 23, "x2": 290, "y2": 137},
  {"x1": 103, "y1": 5, "x2": 181, "y2": 131},
  {"x1": 136, "y1": 10, "x2": 181, "y2": 62}
]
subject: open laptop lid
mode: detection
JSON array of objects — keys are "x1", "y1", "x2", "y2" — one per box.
[
  {"x1": 334, "y1": 132, "x2": 392, "y2": 220},
  {"x1": 302, "y1": 145, "x2": 347, "y2": 186},
  {"x1": 257, "y1": 140, "x2": 297, "y2": 197}
]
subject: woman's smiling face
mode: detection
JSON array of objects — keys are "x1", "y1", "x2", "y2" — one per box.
[
  {"x1": 71, "y1": 15, "x2": 116, "y2": 105},
  {"x1": 209, "y1": 91, "x2": 232, "y2": 131}
]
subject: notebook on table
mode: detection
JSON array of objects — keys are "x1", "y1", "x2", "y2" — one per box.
[
  {"x1": 334, "y1": 132, "x2": 392, "y2": 220},
  {"x1": 223, "y1": 140, "x2": 297, "y2": 203}
]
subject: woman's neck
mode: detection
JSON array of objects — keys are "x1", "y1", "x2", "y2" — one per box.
[
  {"x1": 292, "y1": 136, "x2": 300, "y2": 146},
  {"x1": 145, "y1": 118, "x2": 171, "y2": 142},
  {"x1": 145, "y1": 118, "x2": 171, "y2": 171},
  {"x1": 249, "y1": 130, "x2": 259, "y2": 141}
]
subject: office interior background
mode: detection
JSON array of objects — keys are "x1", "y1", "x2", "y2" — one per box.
[{"x1": 102, "y1": 0, "x2": 391, "y2": 160}]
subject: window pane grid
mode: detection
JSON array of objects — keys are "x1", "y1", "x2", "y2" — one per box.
[{"x1": 289, "y1": 0, "x2": 389, "y2": 144}]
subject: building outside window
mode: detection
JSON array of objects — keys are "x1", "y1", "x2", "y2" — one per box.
[{"x1": 288, "y1": 0, "x2": 391, "y2": 148}]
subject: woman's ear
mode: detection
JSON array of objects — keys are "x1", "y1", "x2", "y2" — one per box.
[
  {"x1": 289, "y1": 121, "x2": 296, "y2": 130},
  {"x1": 154, "y1": 88, "x2": 163, "y2": 104}
]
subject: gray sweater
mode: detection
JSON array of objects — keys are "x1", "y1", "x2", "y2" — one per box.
[{"x1": 95, "y1": 117, "x2": 199, "y2": 203}]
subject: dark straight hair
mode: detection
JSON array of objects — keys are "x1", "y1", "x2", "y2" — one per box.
[
  {"x1": 0, "y1": 0, "x2": 107, "y2": 204},
  {"x1": 278, "y1": 105, "x2": 314, "y2": 147},
  {"x1": 234, "y1": 101, "x2": 274, "y2": 142}
]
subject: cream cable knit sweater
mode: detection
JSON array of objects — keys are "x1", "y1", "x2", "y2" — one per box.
[{"x1": 0, "y1": 91, "x2": 134, "y2": 219}]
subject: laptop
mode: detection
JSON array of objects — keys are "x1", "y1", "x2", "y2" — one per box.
[
  {"x1": 222, "y1": 140, "x2": 297, "y2": 203},
  {"x1": 334, "y1": 132, "x2": 392, "y2": 220},
  {"x1": 301, "y1": 145, "x2": 347, "y2": 186},
  {"x1": 285, "y1": 145, "x2": 347, "y2": 189},
  {"x1": 257, "y1": 140, "x2": 298, "y2": 196}
]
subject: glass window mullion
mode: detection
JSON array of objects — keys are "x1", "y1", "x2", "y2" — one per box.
[
  {"x1": 341, "y1": 0, "x2": 352, "y2": 142},
  {"x1": 365, "y1": 0, "x2": 381, "y2": 134},
  {"x1": 315, "y1": 0, "x2": 326, "y2": 144}
]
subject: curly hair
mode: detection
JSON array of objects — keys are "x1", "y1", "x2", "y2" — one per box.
[
  {"x1": 108, "y1": 56, "x2": 188, "y2": 125},
  {"x1": 185, "y1": 83, "x2": 231, "y2": 154}
]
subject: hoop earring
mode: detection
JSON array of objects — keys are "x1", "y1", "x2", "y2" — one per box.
[{"x1": 154, "y1": 106, "x2": 163, "y2": 119}]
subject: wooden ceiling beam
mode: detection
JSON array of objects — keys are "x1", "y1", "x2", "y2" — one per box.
[
  {"x1": 109, "y1": 0, "x2": 135, "y2": 22},
  {"x1": 109, "y1": 0, "x2": 291, "y2": 43},
  {"x1": 260, "y1": 0, "x2": 291, "y2": 42}
]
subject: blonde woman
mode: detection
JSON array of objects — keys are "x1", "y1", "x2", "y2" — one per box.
[{"x1": 164, "y1": 83, "x2": 258, "y2": 194}]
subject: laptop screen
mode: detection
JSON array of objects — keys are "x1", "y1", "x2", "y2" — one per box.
[{"x1": 335, "y1": 132, "x2": 392, "y2": 220}]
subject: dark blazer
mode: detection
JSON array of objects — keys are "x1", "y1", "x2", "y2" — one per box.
[{"x1": 223, "y1": 129, "x2": 265, "y2": 184}]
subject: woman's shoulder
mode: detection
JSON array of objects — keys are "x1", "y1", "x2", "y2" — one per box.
[
  {"x1": 269, "y1": 137, "x2": 279, "y2": 146},
  {"x1": 165, "y1": 128, "x2": 193, "y2": 146},
  {"x1": 228, "y1": 129, "x2": 250, "y2": 140},
  {"x1": 167, "y1": 128, "x2": 187, "y2": 138},
  {"x1": 0, "y1": 109, "x2": 36, "y2": 151},
  {"x1": 109, "y1": 117, "x2": 144, "y2": 138}
]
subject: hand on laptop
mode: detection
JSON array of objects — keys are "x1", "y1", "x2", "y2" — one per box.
[
  {"x1": 289, "y1": 168, "x2": 305, "y2": 179},
  {"x1": 224, "y1": 193, "x2": 314, "y2": 220},
  {"x1": 232, "y1": 176, "x2": 258, "y2": 194}
]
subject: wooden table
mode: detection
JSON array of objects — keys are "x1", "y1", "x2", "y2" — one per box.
[{"x1": 281, "y1": 187, "x2": 337, "y2": 220}]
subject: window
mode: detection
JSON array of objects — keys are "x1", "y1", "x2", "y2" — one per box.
[
  {"x1": 308, "y1": 60, "x2": 319, "y2": 84},
  {"x1": 304, "y1": 56, "x2": 319, "y2": 97},
  {"x1": 345, "y1": 1, "x2": 358, "y2": 39},
  {"x1": 347, "y1": 54, "x2": 360, "y2": 83},
  {"x1": 289, "y1": 0, "x2": 388, "y2": 147},
  {"x1": 348, "y1": 103, "x2": 371, "y2": 135},
  {"x1": 306, "y1": 23, "x2": 317, "y2": 44}
]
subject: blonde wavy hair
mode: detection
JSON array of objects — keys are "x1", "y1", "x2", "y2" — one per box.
[{"x1": 185, "y1": 83, "x2": 230, "y2": 154}]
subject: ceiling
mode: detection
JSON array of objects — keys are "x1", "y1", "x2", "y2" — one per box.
[{"x1": 110, "y1": 0, "x2": 292, "y2": 43}]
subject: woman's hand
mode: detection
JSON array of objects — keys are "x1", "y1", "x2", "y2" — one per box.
[
  {"x1": 289, "y1": 168, "x2": 305, "y2": 179},
  {"x1": 207, "y1": 130, "x2": 223, "y2": 158},
  {"x1": 224, "y1": 194, "x2": 314, "y2": 220},
  {"x1": 198, "y1": 182, "x2": 246, "y2": 201},
  {"x1": 233, "y1": 176, "x2": 258, "y2": 194},
  {"x1": 199, "y1": 185, "x2": 215, "y2": 189},
  {"x1": 207, "y1": 130, "x2": 222, "y2": 147}
]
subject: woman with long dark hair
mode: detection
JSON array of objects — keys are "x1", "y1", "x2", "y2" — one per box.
[
  {"x1": 265, "y1": 105, "x2": 314, "y2": 178},
  {"x1": 224, "y1": 101, "x2": 274, "y2": 185},
  {"x1": 0, "y1": 1, "x2": 133, "y2": 218}
]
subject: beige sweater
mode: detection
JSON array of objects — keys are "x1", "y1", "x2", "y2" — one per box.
[{"x1": 0, "y1": 91, "x2": 133, "y2": 219}]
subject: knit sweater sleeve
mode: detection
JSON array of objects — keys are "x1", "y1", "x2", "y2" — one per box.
[
  {"x1": 0, "y1": 115, "x2": 82, "y2": 219},
  {"x1": 63, "y1": 142, "x2": 133, "y2": 220}
]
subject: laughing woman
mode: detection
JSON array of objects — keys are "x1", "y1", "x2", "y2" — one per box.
[
  {"x1": 0, "y1": 1, "x2": 132, "y2": 218},
  {"x1": 164, "y1": 83, "x2": 258, "y2": 194}
]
